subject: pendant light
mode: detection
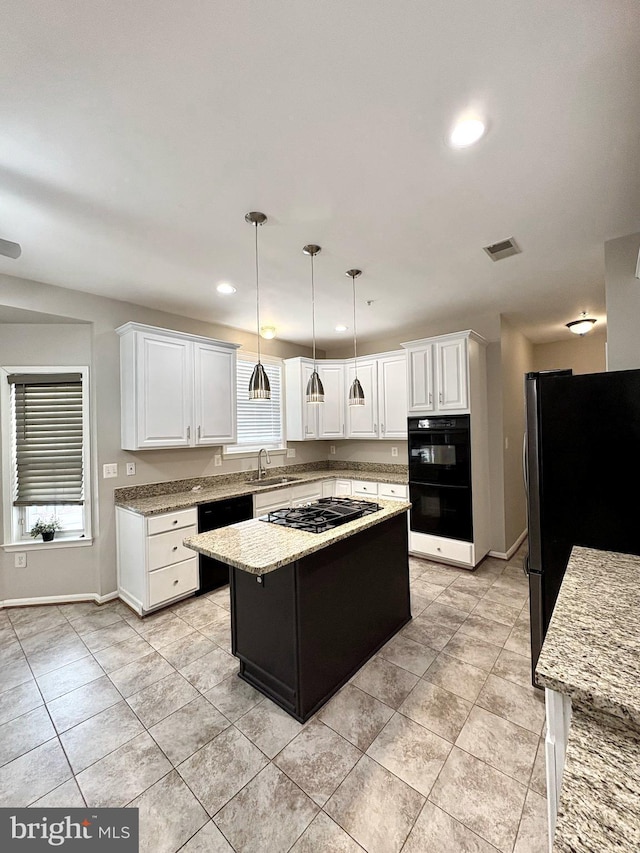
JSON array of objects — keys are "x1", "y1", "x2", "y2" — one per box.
[
  {"x1": 346, "y1": 269, "x2": 365, "y2": 405},
  {"x1": 245, "y1": 212, "x2": 271, "y2": 400},
  {"x1": 303, "y1": 244, "x2": 324, "y2": 403}
]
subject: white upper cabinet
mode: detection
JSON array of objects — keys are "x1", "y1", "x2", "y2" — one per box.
[
  {"x1": 117, "y1": 323, "x2": 239, "y2": 450},
  {"x1": 284, "y1": 351, "x2": 406, "y2": 440},
  {"x1": 402, "y1": 332, "x2": 479, "y2": 415},
  {"x1": 284, "y1": 358, "x2": 345, "y2": 441},
  {"x1": 377, "y1": 352, "x2": 408, "y2": 438},
  {"x1": 346, "y1": 359, "x2": 378, "y2": 438}
]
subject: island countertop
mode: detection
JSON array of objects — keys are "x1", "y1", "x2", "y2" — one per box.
[
  {"x1": 535, "y1": 545, "x2": 640, "y2": 729},
  {"x1": 182, "y1": 497, "x2": 411, "y2": 575}
]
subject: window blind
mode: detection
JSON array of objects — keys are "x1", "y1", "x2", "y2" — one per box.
[
  {"x1": 8, "y1": 373, "x2": 84, "y2": 505},
  {"x1": 235, "y1": 359, "x2": 283, "y2": 447}
]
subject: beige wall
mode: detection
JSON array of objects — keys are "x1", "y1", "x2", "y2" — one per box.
[
  {"x1": 329, "y1": 440, "x2": 408, "y2": 466},
  {"x1": 533, "y1": 330, "x2": 606, "y2": 374},
  {"x1": 604, "y1": 231, "x2": 640, "y2": 371},
  {"x1": 0, "y1": 272, "x2": 326, "y2": 604}
]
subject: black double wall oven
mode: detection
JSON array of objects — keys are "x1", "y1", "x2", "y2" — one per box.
[{"x1": 408, "y1": 415, "x2": 473, "y2": 542}]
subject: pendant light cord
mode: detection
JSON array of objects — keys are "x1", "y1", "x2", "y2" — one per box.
[
  {"x1": 352, "y1": 274, "x2": 358, "y2": 377},
  {"x1": 254, "y1": 222, "x2": 261, "y2": 364},
  {"x1": 311, "y1": 253, "x2": 317, "y2": 369}
]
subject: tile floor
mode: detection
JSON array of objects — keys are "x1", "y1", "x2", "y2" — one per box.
[{"x1": 0, "y1": 544, "x2": 547, "y2": 852}]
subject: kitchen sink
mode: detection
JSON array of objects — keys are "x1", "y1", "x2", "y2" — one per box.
[{"x1": 246, "y1": 476, "x2": 301, "y2": 487}]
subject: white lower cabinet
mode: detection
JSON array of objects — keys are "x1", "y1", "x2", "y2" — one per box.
[
  {"x1": 352, "y1": 480, "x2": 379, "y2": 498},
  {"x1": 409, "y1": 530, "x2": 475, "y2": 568},
  {"x1": 253, "y1": 482, "x2": 323, "y2": 517},
  {"x1": 116, "y1": 506, "x2": 198, "y2": 615},
  {"x1": 379, "y1": 483, "x2": 409, "y2": 501},
  {"x1": 334, "y1": 479, "x2": 353, "y2": 496}
]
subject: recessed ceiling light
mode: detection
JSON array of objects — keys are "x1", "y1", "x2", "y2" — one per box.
[
  {"x1": 335, "y1": 324, "x2": 348, "y2": 332},
  {"x1": 449, "y1": 117, "x2": 486, "y2": 148},
  {"x1": 216, "y1": 282, "x2": 236, "y2": 294},
  {"x1": 260, "y1": 326, "x2": 276, "y2": 339}
]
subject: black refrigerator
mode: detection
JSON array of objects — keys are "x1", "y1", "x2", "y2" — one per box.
[{"x1": 524, "y1": 368, "x2": 640, "y2": 686}]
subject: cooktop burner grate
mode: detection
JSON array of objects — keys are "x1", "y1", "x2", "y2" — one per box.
[{"x1": 261, "y1": 497, "x2": 381, "y2": 533}]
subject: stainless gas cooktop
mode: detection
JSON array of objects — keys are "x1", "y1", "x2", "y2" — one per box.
[{"x1": 261, "y1": 497, "x2": 381, "y2": 534}]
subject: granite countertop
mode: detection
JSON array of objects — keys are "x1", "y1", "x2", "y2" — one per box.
[
  {"x1": 553, "y1": 708, "x2": 640, "y2": 853},
  {"x1": 535, "y1": 545, "x2": 640, "y2": 852},
  {"x1": 113, "y1": 464, "x2": 408, "y2": 516},
  {"x1": 535, "y1": 545, "x2": 640, "y2": 729},
  {"x1": 182, "y1": 497, "x2": 411, "y2": 575}
]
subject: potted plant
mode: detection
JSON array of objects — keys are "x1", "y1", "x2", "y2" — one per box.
[{"x1": 30, "y1": 517, "x2": 62, "y2": 542}]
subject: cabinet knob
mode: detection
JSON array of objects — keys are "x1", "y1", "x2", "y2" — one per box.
[
  {"x1": 172, "y1": 520, "x2": 178, "y2": 525},
  {"x1": 173, "y1": 579, "x2": 179, "y2": 585},
  {"x1": 172, "y1": 546, "x2": 178, "y2": 551}
]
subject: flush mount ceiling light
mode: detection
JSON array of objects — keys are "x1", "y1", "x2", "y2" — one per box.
[
  {"x1": 566, "y1": 313, "x2": 597, "y2": 336},
  {"x1": 449, "y1": 117, "x2": 486, "y2": 148},
  {"x1": 303, "y1": 244, "x2": 324, "y2": 404},
  {"x1": 216, "y1": 282, "x2": 236, "y2": 294},
  {"x1": 245, "y1": 212, "x2": 271, "y2": 400},
  {"x1": 346, "y1": 269, "x2": 365, "y2": 406},
  {"x1": 335, "y1": 324, "x2": 348, "y2": 333},
  {"x1": 260, "y1": 326, "x2": 276, "y2": 339}
]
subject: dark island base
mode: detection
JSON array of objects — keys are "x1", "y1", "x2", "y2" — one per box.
[{"x1": 229, "y1": 512, "x2": 411, "y2": 722}]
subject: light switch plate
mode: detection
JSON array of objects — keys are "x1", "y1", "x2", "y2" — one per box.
[
  {"x1": 103, "y1": 463, "x2": 118, "y2": 478},
  {"x1": 286, "y1": 448, "x2": 295, "y2": 458}
]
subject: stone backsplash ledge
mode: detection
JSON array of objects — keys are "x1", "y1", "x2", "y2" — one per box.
[{"x1": 113, "y1": 460, "x2": 408, "y2": 502}]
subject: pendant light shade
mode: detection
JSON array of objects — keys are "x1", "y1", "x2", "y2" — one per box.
[
  {"x1": 303, "y1": 244, "x2": 324, "y2": 404},
  {"x1": 245, "y1": 212, "x2": 271, "y2": 400},
  {"x1": 346, "y1": 269, "x2": 365, "y2": 406}
]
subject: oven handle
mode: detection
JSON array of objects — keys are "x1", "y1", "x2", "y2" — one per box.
[{"x1": 409, "y1": 481, "x2": 470, "y2": 489}]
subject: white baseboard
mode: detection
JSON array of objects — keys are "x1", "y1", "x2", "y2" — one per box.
[
  {"x1": 0, "y1": 590, "x2": 119, "y2": 610},
  {"x1": 488, "y1": 528, "x2": 528, "y2": 561}
]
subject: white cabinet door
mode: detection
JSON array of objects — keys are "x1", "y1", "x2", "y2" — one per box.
[
  {"x1": 137, "y1": 333, "x2": 191, "y2": 447},
  {"x1": 318, "y1": 363, "x2": 345, "y2": 439},
  {"x1": 194, "y1": 342, "x2": 237, "y2": 445},
  {"x1": 406, "y1": 345, "x2": 435, "y2": 413},
  {"x1": 377, "y1": 353, "x2": 408, "y2": 438},
  {"x1": 334, "y1": 479, "x2": 352, "y2": 496},
  {"x1": 346, "y1": 360, "x2": 379, "y2": 438},
  {"x1": 437, "y1": 338, "x2": 468, "y2": 411},
  {"x1": 321, "y1": 480, "x2": 335, "y2": 497}
]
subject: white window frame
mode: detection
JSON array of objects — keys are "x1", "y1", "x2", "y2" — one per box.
[
  {"x1": 1, "y1": 365, "x2": 93, "y2": 551},
  {"x1": 224, "y1": 352, "x2": 287, "y2": 458}
]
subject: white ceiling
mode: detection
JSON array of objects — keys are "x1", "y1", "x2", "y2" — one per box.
[{"x1": 1, "y1": 1, "x2": 639, "y2": 347}]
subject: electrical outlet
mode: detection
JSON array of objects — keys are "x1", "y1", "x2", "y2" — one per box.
[
  {"x1": 214, "y1": 454, "x2": 222, "y2": 467},
  {"x1": 103, "y1": 463, "x2": 118, "y2": 478},
  {"x1": 126, "y1": 462, "x2": 136, "y2": 476},
  {"x1": 286, "y1": 448, "x2": 296, "y2": 458},
  {"x1": 330, "y1": 445, "x2": 336, "y2": 455},
  {"x1": 14, "y1": 552, "x2": 27, "y2": 569},
  {"x1": 391, "y1": 446, "x2": 398, "y2": 457}
]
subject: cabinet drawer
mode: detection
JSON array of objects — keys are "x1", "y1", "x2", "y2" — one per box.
[
  {"x1": 148, "y1": 525, "x2": 197, "y2": 570},
  {"x1": 351, "y1": 480, "x2": 379, "y2": 496},
  {"x1": 146, "y1": 508, "x2": 197, "y2": 535},
  {"x1": 409, "y1": 531, "x2": 473, "y2": 566},
  {"x1": 148, "y1": 557, "x2": 198, "y2": 607},
  {"x1": 379, "y1": 483, "x2": 408, "y2": 500}
]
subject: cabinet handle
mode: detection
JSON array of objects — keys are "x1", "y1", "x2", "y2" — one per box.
[
  {"x1": 187, "y1": 425, "x2": 191, "y2": 440},
  {"x1": 439, "y1": 393, "x2": 443, "y2": 404},
  {"x1": 429, "y1": 393, "x2": 432, "y2": 404},
  {"x1": 172, "y1": 520, "x2": 178, "y2": 525},
  {"x1": 172, "y1": 546, "x2": 178, "y2": 551},
  {"x1": 173, "y1": 579, "x2": 179, "y2": 585},
  {"x1": 374, "y1": 424, "x2": 377, "y2": 433},
  {"x1": 197, "y1": 425, "x2": 201, "y2": 440}
]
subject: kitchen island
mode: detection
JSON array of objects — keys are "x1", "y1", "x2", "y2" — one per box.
[
  {"x1": 184, "y1": 498, "x2": 411, "y2": 722},
  {"x1": 535, "y1": 545, "x2": 640, "y2": 852}
]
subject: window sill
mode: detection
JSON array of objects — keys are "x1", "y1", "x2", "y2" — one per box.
[
  {"x1": 2, "y1": 537, "x2": 94, "y2": 553},
  {"x1": 223, "y1": 447, "x2": 287, "y2": 459}
]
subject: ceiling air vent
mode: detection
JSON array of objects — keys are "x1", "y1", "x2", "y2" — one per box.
[{"x1": 483, "y1": 237, "x2": 521, "y2": 261}]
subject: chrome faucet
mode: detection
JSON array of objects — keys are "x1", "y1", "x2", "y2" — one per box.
[{"x1": 257, "y1": 447, "x2": 271, "y2": 480}]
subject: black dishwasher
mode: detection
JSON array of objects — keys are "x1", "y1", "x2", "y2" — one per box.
[{"x1": 196, "y1": 495, "x2": 254, "y2": 595}]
